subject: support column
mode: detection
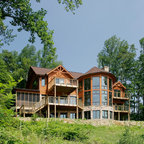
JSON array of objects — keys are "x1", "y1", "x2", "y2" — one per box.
[
  {"x1": 23, "y1": 106, "x2": 25, "y2": 117},
  {"x1": 76, "y1": 84, "x2": 79, "y2": 119},
  {"x1": 82, "y1": 110, "x2": 84, "y2": 119},
  {"x1": 128, "y1": 113, "x2": 130, "y2": 121},
  {"x1": 47, "y1": 104, "x2": 50, "y2": 119},
  {"x1": 54, "y1": 85, "x2": 56, "y2": 118},
  {"x1": 118, "y1": 112, "x2": 120, "y2": 121},
  {"x1": 16, "y1": 92, "x2": 17, "y2": 117}
]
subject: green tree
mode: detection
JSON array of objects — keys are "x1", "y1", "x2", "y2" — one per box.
[{"x1": 98, "y1": 35, "x2": 136, "y2": 85}]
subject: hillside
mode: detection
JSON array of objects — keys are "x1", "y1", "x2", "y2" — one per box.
[{"x1": 0, "y1": 117, "x2": 144, "y2": 144}]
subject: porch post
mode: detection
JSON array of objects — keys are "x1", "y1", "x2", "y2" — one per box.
[
  {"x1": 76, "y1": 81, "x2": 79, "y2": 119},
  {"x1": 118, "y1": 112, "x2": 120, "y2": 121},
  {"x1": 54, "y1": 85, "x2": 56, "y2": 118},
  {"x1": 16, "y1": 92, "x2": 17, "y2": 117},
  {"x1": 82, "y1": 110, "x2": 84, "y2": 119},
  {"x1": 47, "y1": 104, "x2": 50, "y2": 119}
]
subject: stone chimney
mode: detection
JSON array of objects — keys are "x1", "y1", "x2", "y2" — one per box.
[{"x1": 103, "y1": 66, "x2": 109, "y2": 72}]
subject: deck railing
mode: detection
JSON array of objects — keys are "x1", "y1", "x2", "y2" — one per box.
[
  {"x1": 48, "y1": 96, "x2": 77, "y2": 106},
  {"x1": 113, "y1": 105, "x2": 129, "y2": 112},
  {"x1": 114, "y1": 92, "x2": 130, "y2": 99},
  {"x1": 48, "y1": 77, "x2": 78, "y2": 90}
]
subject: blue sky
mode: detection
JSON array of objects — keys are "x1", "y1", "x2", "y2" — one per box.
[{"x1": 2, "y1": 0, "x2": 144, "y2": 73}]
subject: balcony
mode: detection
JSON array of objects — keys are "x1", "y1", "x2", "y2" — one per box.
[
  {"x1": 113, "y1": 92, "x2": 130, "y2": 100},
  {"x1": 113, "y1": 105, "x2": 129, "y2": 112},
  {"x1": 33, "y1": 96, "x2": 83, "y2": 112},
  {"x1": 48, "y1": 77, "x2": 78, "y2": 93}
]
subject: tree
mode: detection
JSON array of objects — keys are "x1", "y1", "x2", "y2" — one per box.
[
  {"x1": 0, "y1": 44, "x2": 62, "y2": 88},
  {"x1": 97, "y1": 35, "x2": 136, "y2": 85}
]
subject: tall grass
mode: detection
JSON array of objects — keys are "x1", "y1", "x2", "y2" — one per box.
[{"x1": 0, "y1": 118, "x2": 144, "y2": 144}]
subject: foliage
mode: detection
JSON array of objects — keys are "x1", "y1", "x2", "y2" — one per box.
[
  {"x1": 118, "y1": 127, "x2": 144, "y2": 144},
  {"x1": 0, "y1": 44, "x2": 62, "y2": 88},
  {"x1": 0, "y1": 118, "x2": 144, "y2": 144},
  {"x1": 97, "y1": 35, "x2": 136, "y2": 84}
]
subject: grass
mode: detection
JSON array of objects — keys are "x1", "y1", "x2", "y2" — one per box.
[{"x1": 0, "y1": 118, "x2": 144, "y2": 144}]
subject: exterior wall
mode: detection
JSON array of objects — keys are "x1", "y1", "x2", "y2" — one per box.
[{"x1": 39, "y1": 76, "x2": 48, "y2": 95}]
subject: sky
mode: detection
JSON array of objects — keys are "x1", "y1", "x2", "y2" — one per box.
[{"x1": 2, "y1": 0, "x2": 144, "y2": 73}]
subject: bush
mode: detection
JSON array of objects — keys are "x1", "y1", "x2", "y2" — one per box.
[{"x1": 118, "y1": 127, "x2": 144, "y2": 144}]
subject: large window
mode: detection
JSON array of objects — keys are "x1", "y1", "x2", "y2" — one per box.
[
  {"x1": 114, "y1": 90, "x2": 121, "y2": 97},
  {"x1": 93, "y1": 90, "x2": 100, "y2": 106},
  {"x1": 109, "y1": 78, "x2": 112, "y2": 90},
  {"x1": 109, "y1": 92, "x2": 112, "y2": 106},
  {"x1": 42, "y1": 78, "x2": 45, "y2": 86},
  {"x1": 84, "y1": 91, "x2": 91, "y2": 106},
  {"x1": 92, "y1": 77, "x2": 100, "y2": 89},
  {"x1": 84, "y1": 78, "x2": 91, "y2": 90},
  {"x1": 102, "y1": 91, "x2": 107, "y2": 105},
  {"x1": 93, "y1": 110, "x2": 100, "y2": 119},
  {"x1": 101, "y1": 76, "x2": 107, "y2": 89},
  {"x1": 102, "y1": 110, "x2": 108, "y2": 119}
]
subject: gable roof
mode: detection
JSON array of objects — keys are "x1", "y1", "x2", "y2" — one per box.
[
  {"x1": 47, "y1": 65, "x2": 74, "y2": 78},
  {"x1": 113, "y1": 81, "x2": 126, "y2": 89},
  {"x1": 30, "y1": 66, "x2": 83, "y2": 79},
  {"x1": 31, "y1": 66, "x2": 51, "y2": 75}
]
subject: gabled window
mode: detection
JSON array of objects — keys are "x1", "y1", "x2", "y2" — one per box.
[{"x1": 42, "y1": 78, "x2": 45, "y2": 86}]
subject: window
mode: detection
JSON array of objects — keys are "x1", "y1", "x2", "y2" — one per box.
[
  {"x1": 79, "y1": 81, "x2": 83, "y2": 92},
  {"x1": 109, "y1": 78, "x2": 112, "y2": 90},
  {"x1": 70, "y1": 96, "x2": 77, "y2": 105},
  {"x1": 25, "y1": 93, "x2": 28, "y2": 101},
  {"x1": 17, "y1": 92, "x2": 20, "y2": 100},
  {"x1": 70, "y1": 113, "x2": 76, "y2": 119},
  {"x1": 60, "y1": 113, "x2": 67, "y2": 118},
  {"x1": 93, "y1": 90, "x2": 100, "y2": 106},
  {"x1": 93, "y1": 110, "x2": 100, "y2": 119},
  {"x1": 92, "y1": 77, "x2": 100, "y2": 89},
  {"x1": 110, "y1": 111, "x2": 112, "y2": 119},
  {"x1": 84, "y1": 91, "x2": 91, "y2": 106},
  {"x1": 56, "y1": 78, "x2": 64, "y2": 84},
  {"x1": 84, "y1": 78, "x2": 91, "y2": 90},
  {"x1": 42, "y1": 78, "x2": 45, "y2": 86},
  {"x1": 102, "y1": 91, "x2": 107, "y2": 105},
  {"x1": 102, "y1": 110, "x2": 108, "y2": 119},
  {"x1": 101, "y1": 76, "x2": 107, "y2": 89},
  {"x1": 114, "y1": 90, "x2": 121, "y2": 97},
  {"x1": 21, "y1": 93, "x2": 24, "y2": 101},
  {"x1": 29, "y1": 93, "x2": 32, "y2": 102},
  {"x1": 109, "y1": 92, "x2": 112, "y2": 106},
  {"x1": 84, "y1": 111, "x2": 91, "y2": 119}
]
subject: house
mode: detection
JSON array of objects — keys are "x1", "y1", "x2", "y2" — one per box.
[{"x1": 15, "y1": 65, "x2": 130, "y2": 120}]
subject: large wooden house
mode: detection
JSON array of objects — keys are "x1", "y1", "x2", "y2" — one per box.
[{"x1": 15, "y1": 65, "x2": 130, "y2": 120}]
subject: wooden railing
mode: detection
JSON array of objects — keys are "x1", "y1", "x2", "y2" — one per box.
[
  {"x1": 48, "y1": 96, "x2": 77, "y2": 106},
  {"x1": 114, "y1": 92, "x2": 130, "y2": 99},
  {"x1": 113, "y1": 105, "x2": 129, "y2": 112},
  {"x1": 48, "y1": 77, "x2": 78, "y2": 90},
  {"x1": 20, "y1": 96, "x2": 84, "y2": 114},
  {"x1": 34, "y1": 98, "x2": 46, "y2": 112}
]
